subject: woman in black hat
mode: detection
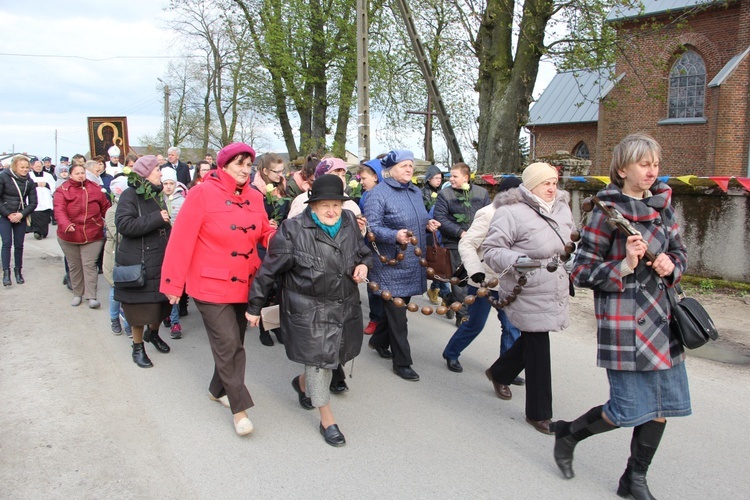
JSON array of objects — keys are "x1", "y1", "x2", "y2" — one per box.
[{"x1": 247, "y1": 174, "x2": 372, "y2": 447}]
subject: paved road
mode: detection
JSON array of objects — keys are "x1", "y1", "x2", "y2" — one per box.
[{"x1": 1, "y1": 237, "x2": 748, "y2": 499}]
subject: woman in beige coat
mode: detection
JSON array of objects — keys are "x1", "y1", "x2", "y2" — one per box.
[
  {"x1": 482, "y1": 163, "x2": 575, "y2": 435},
  {"x1": 103, "y1": 176, "x2": 131, "y2": 336}
]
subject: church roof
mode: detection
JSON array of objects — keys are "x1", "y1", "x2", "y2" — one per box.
[
  {"x1": 709, "y1": 45, "x2": 750, "y2": 87},
  {"x1": 606, "y1": 0, "x2": 723, "y2": 22},
  {"x1": 527, "y1": 68, "x2": 618, "y2": 126}
]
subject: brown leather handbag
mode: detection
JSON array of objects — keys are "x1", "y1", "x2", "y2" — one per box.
[{"x1": 424, "y1": 237, "x2": 452, "y2": 282}]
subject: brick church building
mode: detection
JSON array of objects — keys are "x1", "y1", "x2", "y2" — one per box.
[{"x1": 527, "y1": 0, "x2": 750, "y2": 177}]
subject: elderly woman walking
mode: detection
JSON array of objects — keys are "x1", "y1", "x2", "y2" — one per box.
[
  {"x1": 551, "y1": 133, "x2": 689, "y2": 500},
  {"x1": 0, "y1": 156, "x2": 37, "y2": 286},
  {"x1": 363, "y1": 150, "x2": 441, "y2": 381},
  {"x1": 482, "y1": 162, "x2": 575, "y2": 434},
  {"x1": 247, "y1": 175, "x2": 372, "y2": 446},
  {"x1": 161, "y1": 143, "x2": 275, "y2": 436},
  {"x1": 54, "y1": 162, "x2": 110, "y2": 307},
  {"x1": 115, "y1": 156, "x2": 172, "y2": 368}
]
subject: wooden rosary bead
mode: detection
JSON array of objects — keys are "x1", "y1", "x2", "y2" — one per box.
[
  {"x1": 406, "y1": 230, "x2": 414, "y2": 237},
  {"x1": 388, "y1": 259, "x2": 398, "y2": 266},
  {"x1": 513, "y1": 285, "x2": 523, "y2": 295},
  {"x1": 395, "y1": 252, "x2": 405, "y2": 261},
  {"x1": 367, "y1": 281, "x2": 380, "y2": 292},
  {"x1": 506, "y1": 293, "x2": 516, "y2": 303},
  {"x1": 379, "y1": 255, "x2": 388, "y2": 264},
  {"x1": 393, "y1": 297, "x2": 405, "y2": 307},
  {"x1": 464, "y1": 295, "x2": 476, "y2": 305},
  {"x1": 449, "y1": 277, "x2": 460, "y2": 285},
  {"x1": 486, "y1": 277, "x2": 499, "y2": 288},
  {"x1": 517, "y1": 275, "x2": 527, "y2": 286},
  {"x1": 450, "y1": 301, "x2": 462, "y2": 312},
  {"x1": 419, "y1": 258, "x2": 428, "y2": 267},
  {"x1": 407, "y1": 303, "x2": 419, "y2": 312},
  {"x1": 560, "y1": 253, "x2": 571, "y2": 262},
  {"x1": 380, "y1": 290, "x2": 392, "y2": 301},
  {"x1": 426, "y1": 267, "x2": 435, "y2": 278},
  {"x1": 413, "y1": 247, "x2": 422, "y2": 257},
  {"x1": 564, "y1": 242, "x2": 576, "y2": 254},
  {"x1": 367, "y1": 232, "x2": 376, "y2": 242},
  {"x1": 476, "y1": 287, "x2": 489, "y2": 298},
  {"x1": 421, "y1": 306, "x2": 433, "y2": 315},
  {"x1": 581, "y1": 198, "x2": 594, "y2": 213},
  {"x1": 436, "y1": 305, "x2": 448, "y2": 315},
  {"x1": 546, "y1": 261, "x2": 558, "y2": 272},
  {"x1": 410, "y1": 236, "x2": 418, "y2": 245}
]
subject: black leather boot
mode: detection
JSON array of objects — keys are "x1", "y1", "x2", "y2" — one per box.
[
  {"x1": 273, "y1": 328, "x2": 284, "y2": 344},
  {"x1": 259, "y1": 325, "x2": 274, "y2": 346},
  {"x1": 617, "y1": 420, "x2": 666, "y2": 500},
  {"x1": 551, "y1": 405, "x2": 618, "y2": 479},
  {"x1": 132, "y1": 342, "x2": 153, "y2": 368},
  {"x1": 3, "y1": 269, "x2": 11, "y2": 287},
  {"x1": 14, "y1": 268, "x2": 24, "y2": 284},
  {"x1": 144, "y1": 326, "x2": 170, "y2": 353}
]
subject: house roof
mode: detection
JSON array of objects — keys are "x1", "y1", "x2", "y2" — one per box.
[
  {"x1": 708, "y1": 45, "x2": 750, "y2": 87},
  {"x1": 606, "y1": 0, "x2": 723, "y2": 22},
  {"x1": 527, "y1": 68, "x2": 618, "y2": 126}
]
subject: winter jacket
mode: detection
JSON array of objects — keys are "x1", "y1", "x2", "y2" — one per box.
[
  {"x1": 103, "y1": 203, "x2": 118, "y2": 287},
  {"x1": 113, "y1": 185, "x2": 171, "y2": 304},
  {"x1": 161, "y1": 161, "x2": 191, "y2": 186},
  {"x1": 53, "y1": 179, "x2": 110, "y2": 244},
  {"x1": 0, "y1": 168, "x2": 38, "y2": 219},
  {"x1": 482, "y1": 186, "x2": 575, "y2": 333},
  {"x1": 421, "y1": 165, "x2": 443, "y2": 211},
  {"x1": 434, "y1": 183, "x2": 490, "y2": 249},
  {"x1": 285, "y1": 170, "x2": 312, "y2": 199},
  {"x1": 160, "y1": 168, "x2": 275, "y2": 304},
  {"x1": 247, "y1": 208, "x2": 372, "y2": 369},
  {"x1": 571, "y1": 183, "x2": 687, "y2": 371},
  {"x1": 30, "y1": 171, "x2": 56, "y2": 212},
  {"x1": 458, "y1": 203, "x2": 501, "y2": 290},
  {"x1": 363, "y1": 177, "x2": 430, "y2": 298},
  {"x1": 163, "y1": 182, "x2": 188, "y2": 222}
]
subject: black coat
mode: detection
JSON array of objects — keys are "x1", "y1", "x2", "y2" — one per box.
[
  {"x1": 248, "y1": 208, "x2": 372, "y2": 369},
  {"x1": 113, "y1": 186, "x2": 171, "y2": 304},
  {"x1": 0, "y1": 168, "x2": 38, "y2": 219}
]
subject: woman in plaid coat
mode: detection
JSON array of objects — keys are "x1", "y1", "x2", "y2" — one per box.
[{"x1": 552, "y1": 133, "x2": 689, "y2": 500}]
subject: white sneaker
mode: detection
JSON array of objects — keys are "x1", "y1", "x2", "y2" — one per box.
[
  {"x1": 234, "y1": 417, "x2": 254, "y2": 436},
  {"x1": 71, "y1": 296, "x2": 82, "y2": 307},
  {"x1": 88, "y1": 299, "x2": 101, "y2": 309}
]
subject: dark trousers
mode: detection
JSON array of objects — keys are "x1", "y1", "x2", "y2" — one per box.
[
  {"x1": 194, "y1": 300, "x2": 254, "y2": 414},
  {"x1": 0, "y1": 217, "x2": 26, "y2": 270},
  {"x1": 29, "y1": 210, "x2": 51, "y2": 237},
  {"x1": 367, "y1": 289, "x2": 384, "y2": 322},
  {"x1": 448, "y1": 248, "x2": 467, "y2": 318},
  {"x1": 489, "y1": 331, "x2": 552, "y2": 421},
  {"x1": 370, "y1": 296, "x2": 412, "y2": 367}
]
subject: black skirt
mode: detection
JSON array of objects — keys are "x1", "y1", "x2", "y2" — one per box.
[{"x1": 121, "y1": 301, "x2": 171, "y2": 327}]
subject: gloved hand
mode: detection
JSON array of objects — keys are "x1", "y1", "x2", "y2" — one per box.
[{"x1": 471, "y1": 272, "x2": 485, "y2": 284}]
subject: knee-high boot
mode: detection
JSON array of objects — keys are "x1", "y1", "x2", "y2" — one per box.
[
  {"x1": 551, "y1": 405, "x2": 619, "y2": 479},
  {"x1": 617, "y1": 420, "x2": 666, "y2": 500}
]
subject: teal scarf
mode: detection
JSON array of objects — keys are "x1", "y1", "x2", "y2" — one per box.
[{"x1": 311, "y1": 212, "x2": 342, "y2": 239}]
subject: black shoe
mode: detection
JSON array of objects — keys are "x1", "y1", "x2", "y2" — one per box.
[
  {"x1": 455, "y1": 316, "x2": 467, "y2": 327},
  {"x1": 110, "y1": 318, "x2": 122, "y2": 334},
  {"x1": 329, "y1": 380, "x2": 349, "y2": 393},
  {"x1": 291, "y1": 376, "x2": 314, "y2": 410},
  {"x1": 144, "y1": 327, "x2": 170, "y2": 353},
  {"x1": 512, "y1": 376, "x2": 525, "y2": 386},
  {"x1": 319, "y1": 422, "x2": 346, "y2": 447},
  {"x1": 443, "y1": 355, "x2": 463, "y2": 373},
  {"x1": 393, "y1": 366, "x2": 420, "y2": 381},
  {"x1": 34, "y1": 232, "x2": 42, "y2": 240},
  {"x1": 163, "y1": 317, "x2": 171, "y2": 328},
  {"x1": 2, "y1": 270, "x2": 11, "y2": 287},
  {"x1": 132, "y1": 342, "x2": 153, "y2": 368},
  {"x1": 273, "y1": 328, "x2": 284, "y2": 344},
  {"x1": 14, "y1": 268, "x2": 24, "y2": 284},
  {"x1": 368, "y1": 342, "x2": 393, "y2": 359},
  {"x1": 178, "y1": 306, "x2": 188, "y2": 317},
  {"x1": 259, "y1": 327, "x2": 274, "y2": 346}
]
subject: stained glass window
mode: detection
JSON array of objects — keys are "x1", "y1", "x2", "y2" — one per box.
[{"x1": 668, "y1": 50, "x2": 706, "y2": 119}]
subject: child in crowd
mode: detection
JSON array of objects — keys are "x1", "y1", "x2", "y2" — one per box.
[{"x1": 160, "y1": 168, "x2": 188, "y2": 339}]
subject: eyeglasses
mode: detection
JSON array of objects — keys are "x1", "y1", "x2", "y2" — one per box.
[{"x1": 269, "y1": 169, "x2": 285, "y2": 175}]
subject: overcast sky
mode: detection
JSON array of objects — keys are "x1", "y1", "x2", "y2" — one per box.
[{"x1": 1, "y1": 0, "x2": 555, "y2": 164}]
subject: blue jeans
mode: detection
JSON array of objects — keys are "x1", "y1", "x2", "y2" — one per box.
[
  {"x1": 443, "y1": 286, "x2": 521, "y2": 360},
  {"x1": 169, "y1": 303, "x2": 180, "y2": 325},
  {"x1": 0, "y1": 216, "x2": 27, "y2": 270},
  {"x1": 108, "y1": 286, "x2": 130, "y2": 330}
]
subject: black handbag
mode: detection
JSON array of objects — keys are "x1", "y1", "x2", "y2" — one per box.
[
  {"x1": 667, "y1": 284, "x2": 719, "y2": 349},
  {"x1": 113, "y1": 200, "x2": 147, "y2": 289}
]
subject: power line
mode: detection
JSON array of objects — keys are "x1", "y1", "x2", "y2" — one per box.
[{"x1": 0, "y1": 52, "x2": 200, "y2": 62}]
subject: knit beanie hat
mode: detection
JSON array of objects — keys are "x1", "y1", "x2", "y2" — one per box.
[
  {"x1": 522, "y1": 162, "x2": 557, "y2": 191},
  {"x1": 132, "y1": 155, "x2": 160, "y2": 178}
]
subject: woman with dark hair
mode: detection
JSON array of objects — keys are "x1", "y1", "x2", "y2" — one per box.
[
  {"x1": 115, "y1": 156, "x2": 172, "y2": 368},
  {"x1": 189, "y1": 160, "x2": 211, "y2": 189},
  {"x1": 552, "y1": 133, "x2": 689, "y2": 500},
  {"x1": 161, "y1": 143, "x2": 275, "y2": 436},
  {"x1": 0, "y1": 155, "x2": 37, "y2": 286},
  {"x1": 247, "y1": 175, "x2": 372, "y2": 446},
  {"x1": 285, "y1": 153, "x2": 317, "y2": 198},
  {"x1": 251, "y1": 153, "x2": 290, "y2": 229},
  {"x1": 54, "y1": 162, "x2": 110, "y2": 308}
]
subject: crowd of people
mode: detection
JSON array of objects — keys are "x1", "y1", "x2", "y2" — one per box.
[{"x1": 1, "y1": 133, "x2": 691, "y2": 498}]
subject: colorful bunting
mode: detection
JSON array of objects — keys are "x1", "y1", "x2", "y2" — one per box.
[
  {"x1": 675, "y1": 175, "x2": 696, "y2": 185},
  {"x1": 658, "y1": 175, "x2": 670, "y2": 183},
  {"x1": 735, "y1": 177, "x2": 750, "y2": 191},
  {"x1": 481, "y1": 174, "x2": 497, "y2": 185},
  {"x1": 569, "y1": 176, "x2": 587, "y2": 182},
  {"x1": 591, "y1": 176, "x2": 610, "y2": 184},
  {"x1": 708, "y1": 176, "x2": 731, "y2": 192}
]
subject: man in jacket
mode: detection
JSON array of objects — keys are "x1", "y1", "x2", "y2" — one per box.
[
  {"x1": 433, "y1": 162, "x2": 490, "y2": 324},
  {"x1": 162, "y1": 146, "x2": 191, "y2": 186}
]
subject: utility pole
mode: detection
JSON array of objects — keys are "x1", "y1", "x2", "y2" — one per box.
[
  {"x1": 54, "y1": 129, "x2": 58, "y2": 164},
  {"x1": 356, "y1": 0, "x2": 370, "y2": 162},
  {"x1": 407, "y1": 94, "x2": 437, "y2": 163},
  {"x1": 158, "y1": 78, "x2": 170, "y2": 153}
]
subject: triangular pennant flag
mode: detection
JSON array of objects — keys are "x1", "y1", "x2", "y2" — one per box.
[
  {"x1": 569, "y1": 176, "x2": 587, "y2": 182},
  {"x1": 591, "y1": 176, "x2": 610, "y2": 184},
  {"x1": 658, "y1": 175, "x2": 670, "y2": 183},
  {"x1": 709, "y1": 176, "x2": 731, "y2": 192},
  {"x1": 481, "y1": 174, "x2": 497, "y2": 185},
  {"x1": 735, "y1": 177, "x2": 750, "y2": 192},
  {"x1": 675, "y1": 175, "x2": 696, "y2": 185}
]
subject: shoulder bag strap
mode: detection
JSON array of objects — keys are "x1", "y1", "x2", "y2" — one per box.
[
  {"x1": 10, "y1": 177, "x2": 26, "y2": 212},
  {"x1": 524, "y1": 202, "x2": 567, "y2": 247}
]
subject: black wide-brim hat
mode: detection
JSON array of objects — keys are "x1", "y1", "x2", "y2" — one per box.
[{"x1": 305, "y1": 174, "x2": 353, "y2": 203}]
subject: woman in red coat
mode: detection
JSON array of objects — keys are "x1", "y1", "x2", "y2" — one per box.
[
  {"x1": 161, "y1": 142, "x2": 275, "y2": 437},
  {"x1": 54, "y1": 163, "x2": 111, "y2": 308}
]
